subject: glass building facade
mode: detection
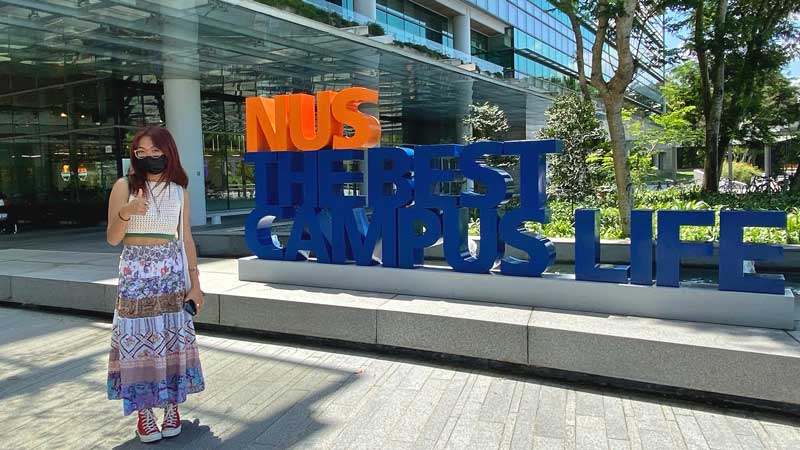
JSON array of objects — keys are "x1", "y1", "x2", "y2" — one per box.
[
  {"x1": 0, "y1": 0, "x2": 664, "y2": 228},
  {"x1": 368, "y1": 0, "x2": 665, "y2": 111}
]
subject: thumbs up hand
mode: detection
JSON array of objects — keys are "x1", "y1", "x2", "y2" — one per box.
[{"x1": 126, "y1": 188, "x2": 149, "y2": 216}]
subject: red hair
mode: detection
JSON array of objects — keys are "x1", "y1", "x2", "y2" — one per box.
[{"x1": 127, "y1": 126, "x2": 189, "y2": 195}]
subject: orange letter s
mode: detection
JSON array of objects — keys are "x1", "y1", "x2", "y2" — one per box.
[{"x1": 331, "y1": 87, "x2": 381, "y2": 149}]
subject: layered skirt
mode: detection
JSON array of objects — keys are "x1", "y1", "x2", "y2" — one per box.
[{"x1": 107, "y1": 240, "x2": 205, "y2": 416}]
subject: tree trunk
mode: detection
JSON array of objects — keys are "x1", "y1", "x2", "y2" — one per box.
[
  {"x1": 701, "y1": 116, "x2": 721, "y2": 191},
  {"x1": 603, "y1": 95, "x2": 633, "y2": 237},
  {"x1": 697, "y1": 0, "x2": 729, "y2": 193}
]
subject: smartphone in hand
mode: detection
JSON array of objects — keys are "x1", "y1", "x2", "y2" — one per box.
[{"x1": 183, "y1": 299, "x2": 197, "y2": 316}]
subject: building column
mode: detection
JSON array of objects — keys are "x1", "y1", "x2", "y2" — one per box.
[
  {"x1": 354, "y1": 0, "x2": 376, "y2": 21},
  {"x1": 164, "y1": 78, "x2": 206, "y2": 226},
  {"x1": 160, "y1": 3, "x2": 206, "y2": 227},
  {"x1": 453, "y1": 11, "x2": 471, "y2": 56},
  {"x1": 764, "y1": 145, "x2": 772, "y2": 177}
]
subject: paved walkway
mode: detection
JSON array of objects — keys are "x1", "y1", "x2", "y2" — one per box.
[{"x1": 1, "y1": 307, "x2": 799, "y2": 450}]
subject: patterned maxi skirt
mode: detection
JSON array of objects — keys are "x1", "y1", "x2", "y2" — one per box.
[{"x1": 107, "y1": 240, "x2": 205, "y2": 416}]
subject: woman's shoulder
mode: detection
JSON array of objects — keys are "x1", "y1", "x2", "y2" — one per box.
[{"x1": 112, "y1": 177, "x2": 131, "y2": 192}]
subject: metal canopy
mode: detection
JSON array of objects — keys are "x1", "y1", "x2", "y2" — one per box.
[{"x1": 0, "y1": 0, "x2": 552, "y2": 125}]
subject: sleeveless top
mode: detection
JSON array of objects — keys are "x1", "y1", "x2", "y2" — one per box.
[{"x1": 125, "y1": 181, "x2": 182, "y2": 240}]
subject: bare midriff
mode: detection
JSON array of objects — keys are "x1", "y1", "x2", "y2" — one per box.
[{"x1": 123, "y1": 236, "x2": 175, "y2": 246}]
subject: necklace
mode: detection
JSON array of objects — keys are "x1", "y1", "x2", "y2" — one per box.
[{"x1": 147, "y1": 181, "x2": 167, "y2": 214}]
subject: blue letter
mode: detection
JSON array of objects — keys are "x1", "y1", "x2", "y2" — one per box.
[
  {"x1": 459, "y1": 141, "x2": 513, "y2": 209},
  {"x1": 277, "y1": 152, "x2": 318, "y2": 207},
  {"x1": 244, "y1": 152, "x2": 280, "y2": 207},
  {"x1": 499, "y1": 208, "x2": 555, "y2": 276},
  {"x1": 331, "y1": 207, "x2": 398, "y2": 267},
  {"x1": 318, "y1": 149, "x2": 365, "y2": 209},
  {"x1": 630, "y1": 210, "x2": 654, "y2": 285},
  {"x1": 367, "y1": 147, "x2": 414, "y2": 209},
  {"x1": 414, "y1": 144, "x2": 461, "y2": 209},
  {"x1": 397, "y1": 207, "x2": 442, "y2": 268},
  {"x1": 718, "y1": 211, "x2": 786, "y2": 294},
  {"x1": 502, "y1": 139, "x2": 562, "y2": 221},
  {"x1": 656, "y1": 210, "x2": 715, "y2": 287},
  {"x1": 244, "y1": 206, "x2": 294, "y2": 260},
  {"x1": 284, "y1": 207, "x2": 331, "y2": 263},
  {"x1": 442, "y1": 207, "x2": 503, "y2": 273},
  {"x1": 574, "y1": 209, "x2": 629, "y2": 283}
]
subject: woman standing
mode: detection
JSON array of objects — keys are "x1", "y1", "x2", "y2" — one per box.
[{"x1": 106, "y1": 126, "x2": 206, "y2": 443}]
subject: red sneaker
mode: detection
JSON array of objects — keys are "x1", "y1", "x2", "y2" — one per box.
[
  {"x1": 161, "y1": 402, "x2": 182, "y2": 438},
  {"x1": 136, "y1": 408, "x2": 162, "y2": 443}
]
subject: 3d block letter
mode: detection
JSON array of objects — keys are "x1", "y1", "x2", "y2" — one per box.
[
  {"x1": 718, "y1": 210, "x2": 786, "y2": 294},
  {"x1": 574, "y1": 209, "x2": 629, "y2": 283},
  {"x1": 656, "y1": 210, "x2": 714, "y2": 287},
  {"x1": 630, "y1": 210, "x2": 654, "y2": 285}
]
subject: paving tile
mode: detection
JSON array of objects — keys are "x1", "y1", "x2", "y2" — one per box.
[
  {"x1": 576, "y1": 391, "x2": 605, "y2": 417},
  {"x1": 639, "y1": 429, "x2": 677, "y2": 450},
  {"x1": 675, "y1": 415, "x2": 711, "y2": 450},
  {"x1": 608, "y1": 438, "x2": 631, "y2": 450},
  {"x1": 694, "y1": 411, "x2": 744, "y2": 450},
  {"x1": 479, "y1": 378, "x2": 517, "y2": 424},
  {"x1": 534, "y1": 385, "x2": 567, "y2": 439},
  {"x1": 603, "y1": 396, "x2": 629, "y2": 441},
  {"x1": 575, "y1": 415, "x2": 608, "y2": 450},
  {"x1": 533, "y1": 435, "x2": 566, "y2": 450}
]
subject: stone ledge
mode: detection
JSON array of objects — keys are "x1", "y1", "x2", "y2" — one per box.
[
  {"x1": 377, "y1": 296, "x2": 531, "y2": 364},
  {"x1": 529, "y1": 308, "x2": 800, "y2": 405},
  {"x1": 219, "y1": 283, "x2": 393, "y2": 344}
]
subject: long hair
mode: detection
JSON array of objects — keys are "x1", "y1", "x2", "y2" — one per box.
[{"x1": 127, "y1": 126, "x2": 189, "y2": 195}]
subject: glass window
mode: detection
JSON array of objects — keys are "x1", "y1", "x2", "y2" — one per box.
[{"x1": 204, "y1": 133, "x2": 228, "y2": 212}]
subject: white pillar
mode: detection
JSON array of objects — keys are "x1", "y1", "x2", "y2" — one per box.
[
  {"x1": 354, "y1": 0, "x2": 376, "y2": 21},
  {"x1": 164, "y1": 78, "x2": 206, "y2": 226},
  {"x1": 453, "y1": 11, "x2": 471, "y2": 56}
]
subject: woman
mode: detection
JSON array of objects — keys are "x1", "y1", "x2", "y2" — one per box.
[{"x1": 106, "y1": 126, "x2": 206, "y2": 443}]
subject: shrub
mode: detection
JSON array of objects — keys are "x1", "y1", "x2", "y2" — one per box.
[
  {"x1": 367, "y1": 22, "x2": 385, "y2": 36},
  {"x1": 720, "y1": 161, "x2": 762, "y2": 183}
]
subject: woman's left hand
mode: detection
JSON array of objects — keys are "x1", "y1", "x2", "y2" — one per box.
[{"x1": 186, "y1": 287, "x2": 205, "y2": 313}]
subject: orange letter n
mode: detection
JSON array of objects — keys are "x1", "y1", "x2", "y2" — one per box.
[{"x1": 246, "y1": 95, "x2": 293, "y2": 151}]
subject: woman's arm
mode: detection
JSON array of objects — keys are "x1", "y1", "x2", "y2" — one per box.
[
  {"x1": 107, "y1": 179, "x2": 131, "y2": 246},
  {"x1": 182, "y1": 188, "x2": 204, "y2": 311},
  {"x1": 107, "y1": 179, "x2": 148, "y2": 246}
]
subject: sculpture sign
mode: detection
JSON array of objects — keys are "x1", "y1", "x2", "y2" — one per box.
[{"x1": 244, "y1": 88, "x2": 786, "y2": 295}]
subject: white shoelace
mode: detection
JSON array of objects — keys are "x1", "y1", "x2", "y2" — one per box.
[
  {"x1": 163, "y1": 404, "x2": 178, "y2": 428},
  {"x1": 139, "y1": 408, "x2": 159, "y2": 434}
]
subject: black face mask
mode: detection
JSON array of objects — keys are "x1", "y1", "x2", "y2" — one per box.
[{"x1": 139, "y1": 156, "x2": 167, "y2": 175}]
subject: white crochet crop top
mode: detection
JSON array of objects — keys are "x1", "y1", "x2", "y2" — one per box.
[{"x1": 125, "y1": 181, "x2": 182, "y2": 240}]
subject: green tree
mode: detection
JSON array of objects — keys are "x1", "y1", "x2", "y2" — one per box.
[
  {"x1": 463, "y1": 102, "x2": 515, "y2": 170},
  {"x1": 553, "y1": 0, "x2": 665, "y2": 236},
  {"x1": 462, "y1": 102, "x2": 510, "y2": 143},
  {"x1": 538, "y1": 93, "x2": 609, "y2": 203},
  {"x1": 673, "y1": 0, "x2": 800, "y2": 191}
]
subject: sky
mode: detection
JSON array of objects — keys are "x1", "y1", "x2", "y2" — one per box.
[{"x1": 663, "y1": 18, "x2": 800, "y2": 80}]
